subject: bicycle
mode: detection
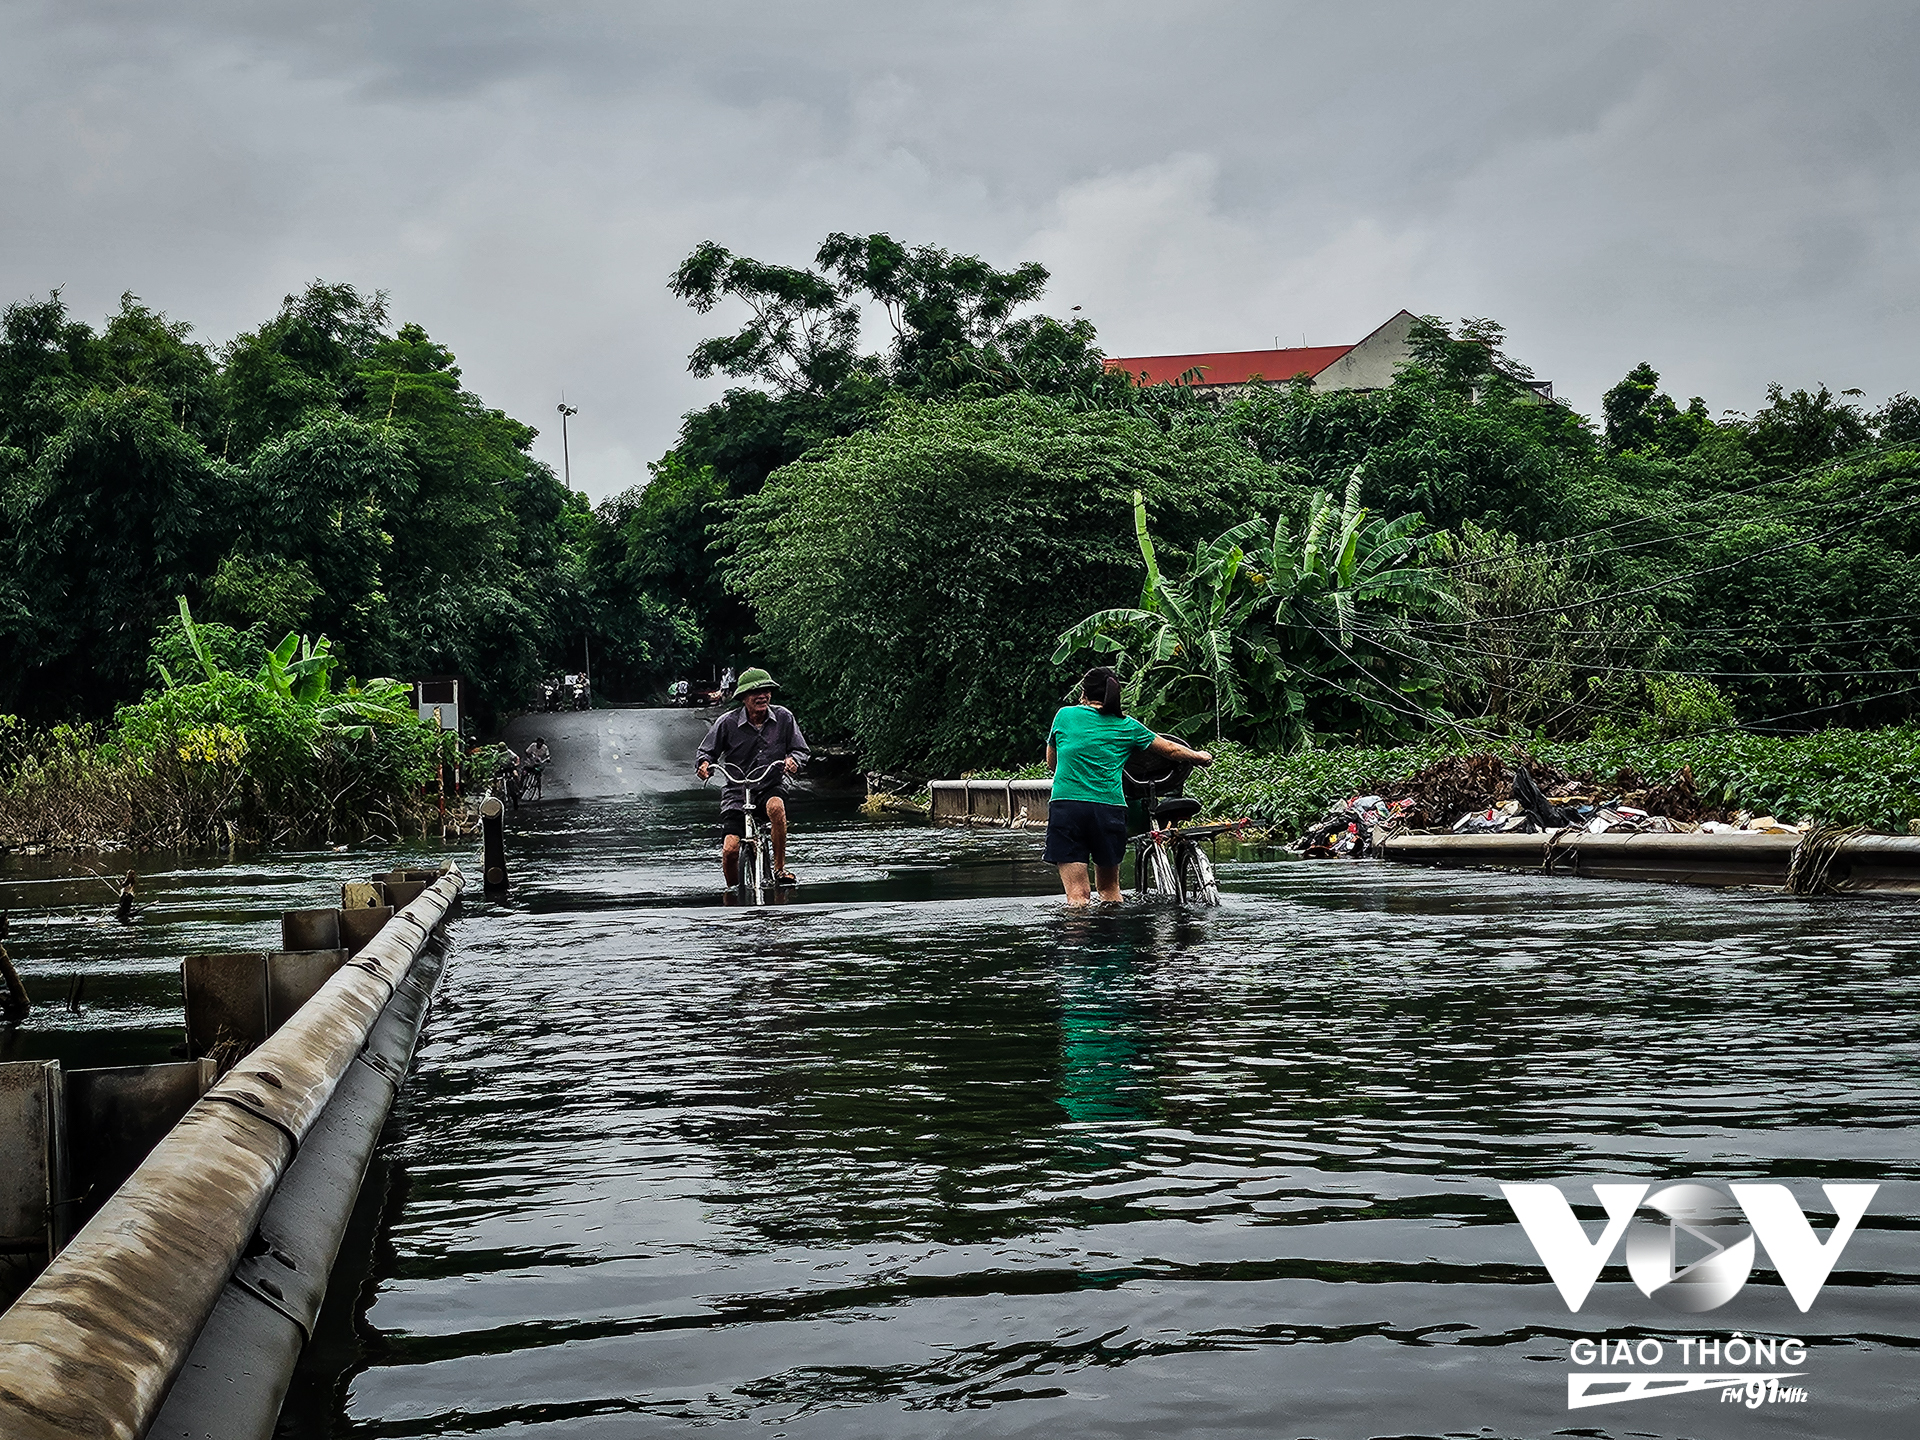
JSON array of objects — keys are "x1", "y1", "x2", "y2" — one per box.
[
  {"x1": 492, "y1": 760, "x2": 526, "y2": 810},
  {"x1": 1122, "y1": 735, "x2": 1235, "y2": 906},
  {"x1": 705, "y1": 759, "x2": 785, "y2": 903}
]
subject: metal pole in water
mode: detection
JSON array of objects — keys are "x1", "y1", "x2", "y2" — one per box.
[{"x1": 481, "y1": 794, "x2": 509, "y2": 891}]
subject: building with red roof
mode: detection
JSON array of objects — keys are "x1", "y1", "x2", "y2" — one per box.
[{"x1": 1104, "y1": 310, "x2": 1556, "y2": 402}]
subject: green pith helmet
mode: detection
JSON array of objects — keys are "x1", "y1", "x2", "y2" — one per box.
[{"x1": 734, "y1": 666, "x2": 778, "y2": 696}]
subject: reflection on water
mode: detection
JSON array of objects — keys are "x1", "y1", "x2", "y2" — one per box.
[{"x1": 5, "y1": 789, "x2": 1917, "y2": 1437}]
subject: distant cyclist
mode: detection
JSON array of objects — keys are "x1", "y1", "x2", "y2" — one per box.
[
  {"x1": 695, "y1": 667, "x2": 809, "y2": 891},
  {"x1": 523, "y1": 737, "x2": 551, "y2": 798},
  {"x1": 1045, "y1": 666, "x2": 1213, "y2": 906}
]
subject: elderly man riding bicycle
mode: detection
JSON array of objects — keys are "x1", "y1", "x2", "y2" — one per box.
[{"x1": 695, "y1": 666, "x2": 810, "y2": 891}]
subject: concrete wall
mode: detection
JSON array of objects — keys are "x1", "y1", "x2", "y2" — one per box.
[
  {"x1": 928, "y1": 779, "x2": 1052, "y2": 826},
  {"x1": 1311, "y1": 309, "x2": 1418, "y2": 393}
]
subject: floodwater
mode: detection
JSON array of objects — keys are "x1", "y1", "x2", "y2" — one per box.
[{"x1": 3, "y1": 710, "x2": 1916, "y2": 1439}]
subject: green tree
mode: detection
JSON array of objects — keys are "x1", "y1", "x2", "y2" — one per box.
[
  {"x1": 216, "y1": 282, "x2": 389, "y2": 460},
  {"x1": 0, "y1": 387, "x2": 236, "y2": 716},
  {"x1": 721, "y1": 393, "x2": 1294, "y2": 773},
  {"x1": 1743, "y1": 383, "x2": 1874, "y2": 475},
  {"x1": 1601, "y1": 361, "x2": 1713, "y2": 458}
]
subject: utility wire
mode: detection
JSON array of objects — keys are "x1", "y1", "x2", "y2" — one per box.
[
  {"x1": 1386, "y1": 439, "x2": 1920, "y2": 584},
  {"x1": 1342, "y1": 611, "x2": 1920, "y2": 682},
  {"x1": 1398, "y1": 489, "x2": 1920, "y2": 632},
  {"x1": 1304, "y1": 620, "x2": 1920, "y2": 761}
]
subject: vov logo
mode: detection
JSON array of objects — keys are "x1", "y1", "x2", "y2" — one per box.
[{"x1": 1501, "y1": 1181, "x2": 1877, "y2": 1312}]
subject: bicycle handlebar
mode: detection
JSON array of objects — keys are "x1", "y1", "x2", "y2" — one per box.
[{"x1": 704, "y1": 759, "x2": 785, "y2": 787}]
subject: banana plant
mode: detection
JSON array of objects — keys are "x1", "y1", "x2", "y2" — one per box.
[
  {"x1": 1056, "y1": 470, "x2": 1456, "y2": 748},
  {"x1": 1052, "y1": 491, "x2": 1267, "y2": 739},
  {"x1": 257, "y1": 628, "x2": 337, "y2": 703},
  {"x1": 166, "y1": 597, "x2": 419, "y2": 741}
]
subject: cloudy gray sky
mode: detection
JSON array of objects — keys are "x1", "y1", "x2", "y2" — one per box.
[{"x1": 5, "y1": 1, "x2": 1917, "y2": 499}]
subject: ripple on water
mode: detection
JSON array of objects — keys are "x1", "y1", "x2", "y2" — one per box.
[{"x1": 12, "y1": 791, "x2": 1914, "y2": 1437}]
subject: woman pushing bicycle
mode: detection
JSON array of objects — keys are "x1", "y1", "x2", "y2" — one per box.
[
  {"x1": 695, "y1": 667, "x2": 809, "y2": 891},
  {"x1": 1044, "y1": 666, "x2": 1213, "y2": 906}
]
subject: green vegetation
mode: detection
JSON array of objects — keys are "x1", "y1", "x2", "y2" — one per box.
[
  {"x1": 0, "y1": 284, "x2": 627, "y2": 727},
  {"x1": 9, "y1": 232, "x2": 1920, "y2": 844},
  {"x1": 1188, "y1": 729, "x2": 1920, "y2": 837},
  {"x1": 644, "y1": 238, "x2": 1920, "y2": 806},
  {"x1": 1, "y1": 601, "x2": 456, "y2": 850},
  {"x1": 1053, "y1": 474, "x2": 1451, "y2": 751},
  {"x1": 722, "y1": 395, "x2": 1287, "y2": 774}
]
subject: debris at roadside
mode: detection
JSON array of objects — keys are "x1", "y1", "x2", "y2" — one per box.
[{"x1": 1289, "y1": 753, "x2": 1817, "y2": 857}]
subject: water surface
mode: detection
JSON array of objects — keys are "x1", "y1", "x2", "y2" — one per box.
[{"x1": 5, "y1": 770, "x2": 1914, "y2": 1439}]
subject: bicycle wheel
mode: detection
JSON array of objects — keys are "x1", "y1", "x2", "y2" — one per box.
[
  {"x1": 1139, "y1": 835, "x2": 1177, "y2": 898},
  {"x1": 1175, "y1": 840, "x2": 1220, "y2": 906},
  {"x1": 744, "y1": 819, "x2": 765, "y2": 902}
]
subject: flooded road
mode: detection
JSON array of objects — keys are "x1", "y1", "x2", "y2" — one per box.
[{"x1": 4, "y1": 718, "x2": 1916, "y2": 1438}]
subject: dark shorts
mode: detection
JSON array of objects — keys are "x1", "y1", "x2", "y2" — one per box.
[
  {"x1": 720, "y1": 795, "x2": 784, "y2": 838},
  {"x1": 1043, "y1": 799, "x2": 1130, "y2": 868}
]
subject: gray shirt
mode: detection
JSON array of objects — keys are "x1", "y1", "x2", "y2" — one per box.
[{"x1": 696, "y1": 704, "x2": 810, "y2": 813}]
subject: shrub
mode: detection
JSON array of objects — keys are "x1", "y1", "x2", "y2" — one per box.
[{"x1": 1189, "y1": 728, "x2": 1920, "y2": 834}]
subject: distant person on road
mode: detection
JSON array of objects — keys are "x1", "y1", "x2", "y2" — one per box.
[
  {"x1": 524, "y1": 737, "x2": 551, "y2": 798},
  {"x1": 695, "y1": 667, "x2": 809, "y2": 891},
  {"x1": 494, "y1": 744, "x2": 525, "y2": 807},
  {"x1": 1045, "y1": 666, "x2": 1213, "y2": 906}
]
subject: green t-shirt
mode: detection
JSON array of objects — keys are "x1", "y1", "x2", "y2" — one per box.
[{"x1": 1048, "y1": 704, "x2": 1157, "y2": 807}]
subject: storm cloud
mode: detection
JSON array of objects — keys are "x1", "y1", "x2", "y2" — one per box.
[{"x1": 4, "y1": 0, "x2": 1916, "y2": 497}]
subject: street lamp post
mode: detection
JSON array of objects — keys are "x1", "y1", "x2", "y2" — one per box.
[{"x1": 556, "y1": 402, "x2": 579, "y2": 489}]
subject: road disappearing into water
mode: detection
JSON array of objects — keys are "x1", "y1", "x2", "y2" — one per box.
[{"x1": 503, "y1": 705, "x2": 717, "y2": 800}]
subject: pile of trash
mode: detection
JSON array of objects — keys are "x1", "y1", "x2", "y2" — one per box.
[
  {"x1": 1292, "y1": 754, "x2": 1808, "y2": 857},
  {"x1": 1296, "y1": 794, "x2": 1415, "y2": 857}
]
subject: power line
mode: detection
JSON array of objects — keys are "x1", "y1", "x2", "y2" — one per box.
[
  {"x1": 1343, "y1": 611, "x2": 1920, "y2": 683},
  {"x1": 1399, "y1": 488, "x2": 1920, "y2": 632},
  {"x1": 1388, "y1": 439, "x2": 1920, "y2": 585}
]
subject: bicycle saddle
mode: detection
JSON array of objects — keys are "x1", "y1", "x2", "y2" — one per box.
[{"x1": 1151, "y1": 797, "x2": 1203, "y2": 824}]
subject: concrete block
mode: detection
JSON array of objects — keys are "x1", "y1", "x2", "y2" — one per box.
[
  {"x1": 183, "y1": 952, "x2": 270, "y2": 1061},
  {"x1": 0, "y1": 1059, "x2": 68, "y2": 1306},
  {"x1": 339, "y1": 906, "x2": 393, "y2": 958},
  {"x1": 341, "y1": 880, "x2": 386, "y2": 911},
  {"x1": 281, "y1": 908, "x2": 341, "y2": 952},
  {"x1": 64, "y1": 1059, "x2": 216, "y2": 1226},
  {"x1": 382, "y1": 879, "x2": 429, "y2": 910},
  {"x1": 268, "y1": 949, "x2": 349, "y2": 1031}
]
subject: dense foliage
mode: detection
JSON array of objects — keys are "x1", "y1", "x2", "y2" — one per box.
[
  {"x1": 1054, "y1": 475, "x2": 1452, "y2": 751},
  {"x1": 645, "y1": 235, "x2": 1920, "y2": 781},
  {"x1": 0, "y1": 285, "x2": 601, "y2": 726},
  {"x1": 10, "y1": 232, "x2": 1920, "y2": 809},
  {"x1": 0, "y1": 601, "x2": 458, "y2": 849},
  {"x1": 722, "y1": 395, "x2": 1292, "y2": 773}
]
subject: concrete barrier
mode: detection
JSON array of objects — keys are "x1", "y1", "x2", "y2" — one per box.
[
  {"x1": 1377, "y1": 829, "x2": 1920, "y2": 892},
  {"x1": 928, "y1": 778, "x2": 1051, "y2": 826},
  {"x1": 0, "y1": 865, "x2": 463, "y2": 1440}
]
